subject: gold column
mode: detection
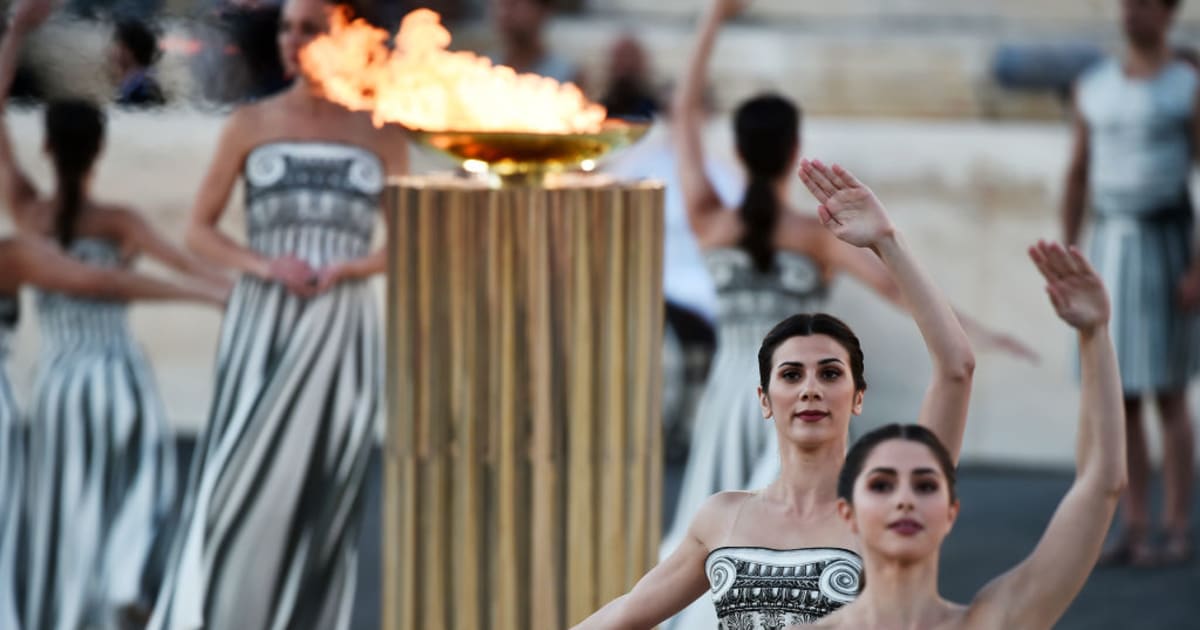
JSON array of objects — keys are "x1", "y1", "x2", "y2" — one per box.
[{"x1": 385, "y1": 174, "x2": 665, "y2": 630}]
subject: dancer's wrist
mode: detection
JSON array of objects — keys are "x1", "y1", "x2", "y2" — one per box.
[{"x1": 868, "y1": 227, "x2": 902, "y2": 259}]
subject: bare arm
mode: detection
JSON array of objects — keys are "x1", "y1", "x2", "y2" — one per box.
[
  {"x1": 570, "y1": 534, "x2": 710, "y2": 630},
  {"x1": 1061, "y1": 87, "x2": 1090, "y2": 247},
  {"x1": 822, "y1": 235, "x2": 906, "y2": 307},
  {"x1": 111, "y1": 208, "x2": 233, "y2": 290},
  {"x1": 316, "y1": 209, "x2": 393, "y2": 289},
  {"x1": 971, "y1": 242, "x2": 1124, "y2": 630},
  {"x1": 184, "y1": 107, "x2": 272, "y2": 279},
  {"x1": 315, "y1": 124, "x2": 409, "y2": 289},
  {"x1": 822, "y1": 234, "x2": 1038, "y2": 363},
  {"x1": 571, "y1": 493, "x2": 738, "y2": 629},
  {"x1": 9, "y1": 235, "x2": 224, "y2": 305},
  {"x1": 671, "y1": 0, "x2": 744, "y2": 238},
  {"x1": 0, "y1": 0, "x2": 56, "y2": 217},
  {"x1": 799, "y1": 160, "x2": 975, "y2": 462}
]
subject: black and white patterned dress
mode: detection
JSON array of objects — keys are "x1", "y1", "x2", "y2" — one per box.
[
  {"x1": 706, "y1": 547, "x2": 862, "y2": 629},
  {"x1": 0, "y1": 295, "x2": 22, "y2": 630},
  {"x1": 25, "y1": 239, "x2": 177, "y2": 630},
  {"x1": 150, "y1": 141, "x2": 383, "y2": 630}
]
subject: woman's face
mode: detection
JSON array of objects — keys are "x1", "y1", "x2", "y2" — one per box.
[
  {"x1": 839, "y1": 440, "x2": 958, "y2": 563},
  {"x1": 1122, "y1": 0, "x2": 1175, "y2": 49},
  {"x1": 757, "y1": 334, "x2": 863, "y2": 448},
  {"x1": 279, "y1": 0, "x2": 331, "y2": 79}
]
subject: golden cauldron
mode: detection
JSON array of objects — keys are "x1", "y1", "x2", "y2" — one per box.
[{"x1": 404, "y1": 120, "x2": 651, "y2": 184}]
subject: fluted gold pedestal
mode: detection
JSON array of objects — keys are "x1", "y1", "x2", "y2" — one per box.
[{"x1": 385, "y1": 174, "x2": 665, "y2": 630}]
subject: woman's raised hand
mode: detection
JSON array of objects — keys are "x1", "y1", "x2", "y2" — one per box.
[
  {"x1": 799, "y1": 159, "x2": 896, "y2": 249},
  {"x1": 1028, "y1": 240, "x2": 1110, "y2": 333}
]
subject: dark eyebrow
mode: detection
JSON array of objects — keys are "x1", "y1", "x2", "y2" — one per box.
[
  {"x1": 776, "y1": 358, "x2": 845, "y2": 369},
  {"x1": 866, "y1": 467, "x2": 897, "y2": 476},
  {"x1": 912, "y1": 468, "x2": 941, "y2": 477}
]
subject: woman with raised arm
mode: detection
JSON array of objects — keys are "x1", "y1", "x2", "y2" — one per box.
[
  {"x1": 0, "y1": 2, "x2": 231, "y2": 628},
  {"x1": 663, "y1": 0, "x2": 1033, "y2": 576},
  {"x1": 0, "y1": 234, "x2": 226, "y2": 630},
  {"x1": 805, "y1": 240, "x2": 1125, "y2": 630},
  {"x1": 148, "y1": 0, "x2": 407, "y2": 628},
  {"x1": 573, "y1": 155, "x2": 976, "y2": 628}
]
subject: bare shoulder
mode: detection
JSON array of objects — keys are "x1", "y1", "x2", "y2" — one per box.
[
  {"x1": 958, "y1": 573, "x2": 1018, "y2": 629},
  {"x1": 777, "y1": 212, "x2": 825, "y2": 244},
  {"x1": 689, "y1": 490, "x2": 756, "y2": 548},
  {"x1": 225, "y1": 100, "x2": 272, "y2": 134},
  {"x1": 89, "y1": 203, "x2": 144, "y2": 227},
  {"x1": 347, "y1": 110, "x2": 404, "y2": 166},
  {"x1": 219, "y1": 101, "x2": 277, "y2": 154},
  {"x1": 12, "y1": 196, "x2": 52, "y2": 232},
  {"x1": 777, "y1": 212, "x2": 833, "y2": 258},
  {"x1": 694, "y1": 210, "x2": 743, "y2": 249},
  {"x1": 79, "y1": 204, "x2": 150, "y2": 243}
]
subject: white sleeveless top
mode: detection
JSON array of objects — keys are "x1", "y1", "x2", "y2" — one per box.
[{"x1": 1077, "y1": 58, "x2": 1197, "y2": 217}]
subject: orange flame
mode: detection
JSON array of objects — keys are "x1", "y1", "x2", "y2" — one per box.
[{"x1": 300, "y1": 8, "x2": 607, "y2": 134}]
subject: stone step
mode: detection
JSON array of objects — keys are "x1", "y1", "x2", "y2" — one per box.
[
  {"x1": 23, "y1": 5, "x2": 1198, "y2": 120},
  {"x1": 588, "y1": 0, "x2": 1200, "y2": 29},
  {"x1": 521, "y1": 17, "x2": 1084, "y2": 118}
]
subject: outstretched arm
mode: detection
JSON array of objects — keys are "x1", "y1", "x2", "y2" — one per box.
[
  {"x1": 8, "y1": 235, "x2": 225, "y2": 305},
  {"x1": 0, "y1": 0, "x2": 56, "y2": 217},
  {"x1": 823, "y1": 237, "x2": 1038, "y2": 362},
  {"x1": 971, "y1": 241, "x2": 1124, "y2": 630},
  {"x1": 185, "y1": 107, "x2": 318, "y2": 297},
  {"x1": 111, "y1": 208, "x2": 233, "y2": 291},
  {"x1": 570, "y1": 535, "x2": 709, "y2": 630},
  {"x1": 314, "y1": 123, "x2": 409, "y2": 291},
  {"x1": 671, "y1": 0, "x2": 746, "y2": 237},
  {"x1": 799, "y1": 159, "x2": 975, "y2": 463},
  {"x1": 570, "y1": 492, "x2": 738, "y2": 630}
]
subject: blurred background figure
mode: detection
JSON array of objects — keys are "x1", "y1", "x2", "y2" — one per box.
[
  {"x1": 600, "y1": 33, "x2": 660, "y2": 120},
  {"x1": 488, "y1": 0, "x2": 582, "y2": 84},
  {"x1": 191, "y1": 0, "x2": 292, "y2": 103},
  {"x1": 111, "y1": 17, "x2": 166, "y2": 106},
  {"x1": 1063, "y1": 0, "x2": 1199, "y2": 568}
]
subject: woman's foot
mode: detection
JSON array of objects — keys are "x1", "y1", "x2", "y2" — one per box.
[
  {"x1": 1098, "y1": 532, "x2": 1159, "y2": 568},
  {"x1": 1160, "y1": 530, "x2": 1194, "y2": 566}
]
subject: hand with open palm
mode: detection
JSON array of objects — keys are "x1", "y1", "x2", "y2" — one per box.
[
  {"x1": 1028, "y1": 240, "x2": 1110, "y2": 333},
  {"x1": 798, "y1": 159, "x2": 896, "y2": 249}
]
